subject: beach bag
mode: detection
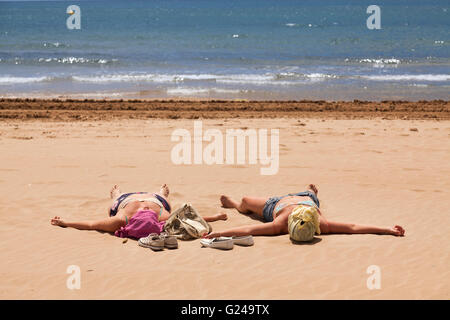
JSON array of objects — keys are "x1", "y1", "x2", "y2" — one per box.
[{"x1": 163, "y1": 203, "x2": 212, "y2": 240}]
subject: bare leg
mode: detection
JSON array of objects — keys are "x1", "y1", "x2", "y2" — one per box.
[
  {"x1": 110, "y1": 184, "x2": 122, "y2": 201},
  {"x1": 156, "y1": 183, "x2": 171, "y2": 209},
  {"x1": 204, "y1": 212, "x2": 228, "y2": 222},
  {"x1": 308, "y1": 184, "x2": 318, "y2": 196},
  {"x1": 306, "y1": 183, "x2": 327, "y2": 219},
  {"x1": 220, "y1": 195, "x2": 268, "y2": 218},
  {"x1": 159, "y1": 183, "x2": 170, "y2": 198},
  {"x1": 108, "y1": 184, "x2": 123, "y2": 216},
  {"x1": 155, "y1": 184, "x2": 172, "y2": 221}
]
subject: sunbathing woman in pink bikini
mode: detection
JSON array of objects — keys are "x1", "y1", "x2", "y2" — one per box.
[{"x1": 50, "y1": 184, "x2": 227, "y2": 239}]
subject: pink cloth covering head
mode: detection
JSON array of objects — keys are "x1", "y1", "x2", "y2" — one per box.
[{"x1": 114, "y1": 210, "x2": 165, "y2": 239}]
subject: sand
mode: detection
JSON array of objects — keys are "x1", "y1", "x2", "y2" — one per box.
[{"x1": 0, "y1": 99, "x2": 449, "y2": 299}]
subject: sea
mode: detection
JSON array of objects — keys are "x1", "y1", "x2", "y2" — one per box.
[{"x1": 0, "y1": 0, "x2": 449, "y2": 100}]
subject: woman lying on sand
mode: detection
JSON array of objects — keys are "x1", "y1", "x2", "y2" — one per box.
[
  {"x1": 50, "y1": 184, "x2": 227, "y2": 238},
  {"x1": 204, "y1": 184, "x2": 405, "y2": 242}
]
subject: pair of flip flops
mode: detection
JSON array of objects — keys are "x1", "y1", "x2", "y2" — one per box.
[{"x1": 200, "y1": 235, "x2": 254, "y2": 250}]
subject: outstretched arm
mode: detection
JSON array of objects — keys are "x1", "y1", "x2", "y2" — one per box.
[
  {"x1": 204, "y1": 220, "x2": 285, "y2": 238},
  {"x1": 51, "y1": 216, "x2": 125, "y2": 233},
  {"x1": 323, "y1": 220, "x2": 405, "y2": 236}
]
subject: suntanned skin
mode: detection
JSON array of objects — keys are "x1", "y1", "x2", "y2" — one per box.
[
  {"x1": 204, "y1": 184, "x2": 405, "y2": 239},
  {"x1": 51, "y1": 184, "x2": 227, "y2": 233}
]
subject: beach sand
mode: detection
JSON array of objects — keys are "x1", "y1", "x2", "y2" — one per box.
[{"x1": 0, "y1": 99, "x2": 449, "y2": 299}]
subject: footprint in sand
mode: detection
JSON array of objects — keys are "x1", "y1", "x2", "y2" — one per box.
[
  {"x1": 54, "y1": 165, "x2": 79, "y2": 168},
  {"x1": 283, "y1": 165, "x2": 310, "y2": 169},
  {"x1": 112, "y1": 165, "x2": 136, "y2": 168},
  {"x1": 229, "y1": 165, "x2": 249, "y2": 169}
]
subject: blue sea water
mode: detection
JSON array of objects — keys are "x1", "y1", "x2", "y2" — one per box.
[{"x1": 0, "y1": 0, "x2": 449, "y2": 100}]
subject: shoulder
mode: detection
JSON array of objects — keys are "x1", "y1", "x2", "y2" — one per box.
[
  {"x1": 273, "y1": 214, "x2": 289, "y2": 234},
  {"x1": 319, "y1": 216, "x2": 330, "y2": 234}
]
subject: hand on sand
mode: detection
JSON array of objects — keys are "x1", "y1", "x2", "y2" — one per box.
[
  {"x1": 389, "y1": 225, "x2": 405, "y2": 236},
  {"x1": 203, "y1": 232, "x2": 221, "y2": 239},
  {"x1": 51, "y1": 216, "x2": 66, "y2": 227}
]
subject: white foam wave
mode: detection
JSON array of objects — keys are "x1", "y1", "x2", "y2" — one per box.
[
  {"x1": 54, "y1": 72, "x2": 341, "y2": 85},
  {"x1": 276, "y1": 72, "x2": 339, "y2": 82},
  {"x1": 3, "y1": 72, "x2": 446, "y2": 87},
  {"x1": 37, "y1": 57, "x2": 116, "y2": 64},
  {"x1": 0, "y1": 76, "x2": 49, "y2": 84},
  {"x1": 361, "y1": 74, "x2": 450, "y2": 81},
  {"x1": 345, "y1": 58, "x2": 401, "y2": 65},
  {"x1": 43, "y1": 42, "x2": 67, "y2": 48},
  {"x1": 72, "y1": 74, "x2": 152, "y2": 83},
  {"x1": 72, "y1": 73, "x2": 291, "y2": 85},
  {"x1": 215, "y1": 74, "x2": 276, "y2": 84},
  {"x1": 359, "y1": 58, "x2": 401, "y2": 65},
  {"x1": 167, "y1": 87, "x2": 244, "y2": 96}
]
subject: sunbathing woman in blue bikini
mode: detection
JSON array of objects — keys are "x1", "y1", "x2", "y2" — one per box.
[
  {"x1": 50, "y1": 184, "x2": 227, "y2": 235},
  {"x1": 205, "y1": 184, "x2": 405, "y2": 242}
]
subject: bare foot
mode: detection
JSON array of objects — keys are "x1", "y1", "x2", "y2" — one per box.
[
  {"x1": 216, "y1": 212, "x2": 228, "y2": 221},
  {"x1": 308, "y1": 184, "x2": 318, "y2": 195},
  {"x1": 160, "y1": 184, "x2": 170, "y2": 198},
  {"x1": 50, "y1": 216, "x2": 66, "y2": 227},
  {"x1": 110, "y1": 184, "x2": 121, "y2": 199},
  {"x1": 220, "y1": 195, "x2": 238, "y2": 209},
  {"x1": 389, "y1": 225, "x2": 405, "y2": 236}
]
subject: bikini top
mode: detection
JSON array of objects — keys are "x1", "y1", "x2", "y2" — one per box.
[
  {"x1": 110, "y1": 192, "x2": 171, "y2": 217},
  {"x1": 274, "y1": 200, "x2": 317, "y2": 215}
]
